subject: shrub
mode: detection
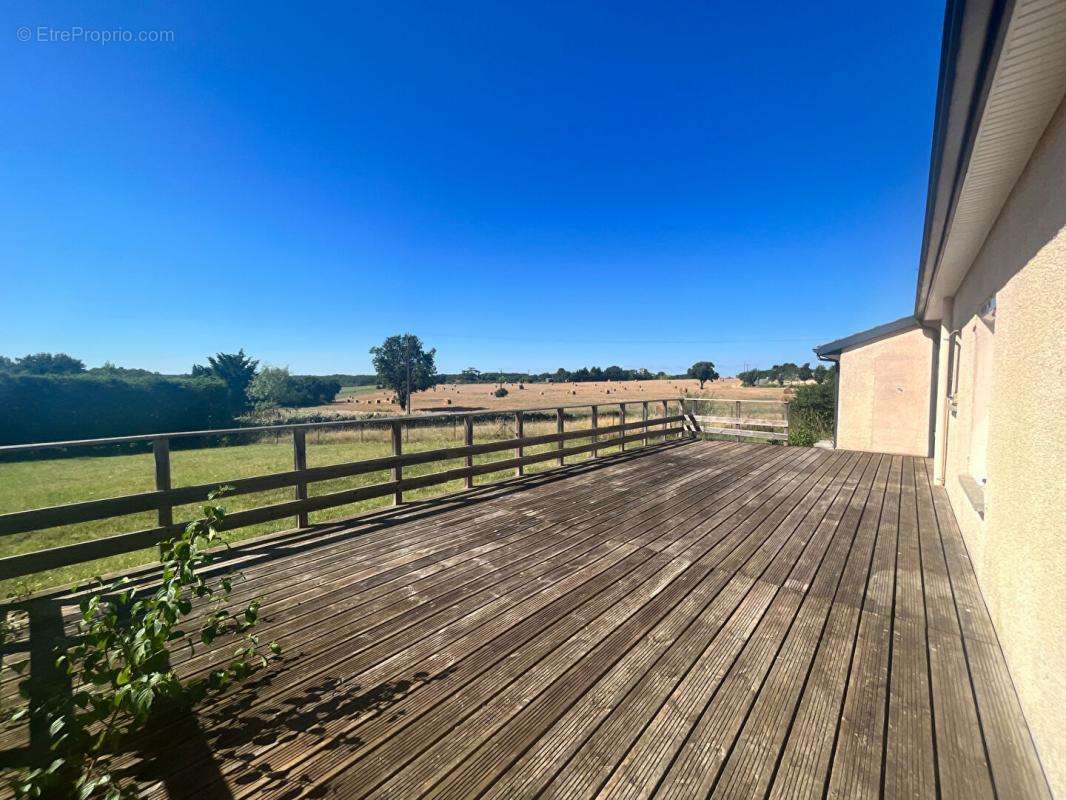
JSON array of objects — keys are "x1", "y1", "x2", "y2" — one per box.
[
  {"x1": 5, "y1": 494, "x2": 278, "y2": 798},
  {"x1": 493, "y1": 387, "x2": 509, "y2": 398},
  {"x1": 0, "y1": 374, "x2": 233, "y2": 447},
  {"x1": 788, "y1": 372, "x2": 835, "y2": 446}
]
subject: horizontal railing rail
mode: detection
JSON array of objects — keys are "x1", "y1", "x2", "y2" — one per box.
[
  {"x1": 680, "y1": 397, "x2": 791, "y2": 442},
  {"x1": 0, "y1": 398, "x2": 696, "y2": 581}
]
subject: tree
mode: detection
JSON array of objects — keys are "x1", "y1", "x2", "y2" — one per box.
[
  {"x1": 247, "y1": 368, "x2": 342, "y2": 408},
  {"x1": 205, "y1": 349, "x2": 259, "y2": 411},
  {"x1": 247, "y1": 367, "x2": 300, "y2": 408},
  {"x1": 0, "y1": 356, "x2": 14, "y2": 372},
  {"x1": 737, "y1": 368, "x2": 760, "y2": 387},
  {"x1": 12, "y1": 352, "x2": 85, "y2": 374},
  {"x1": 370, "y1": 334, "x2": 438, "y2": 413},
  {"x1": 798, "y1": 362, "x2": 814, "y2": 381},
  {"x1": 687, "y1": 361, "x2": 720, "y2": 390},
  {"x1": 460, "y1": 367, "x2": 481, "y2": 383}
]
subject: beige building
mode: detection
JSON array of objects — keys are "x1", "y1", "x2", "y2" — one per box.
[{"x1": 815, "y1": 0, "x2": 1066, "y2": 793}]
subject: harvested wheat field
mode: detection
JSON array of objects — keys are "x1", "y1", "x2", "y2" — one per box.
[{"x1": 296, "y1": 378, "x2": 791, "y2": 417}]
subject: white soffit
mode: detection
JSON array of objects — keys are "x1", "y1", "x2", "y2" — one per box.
[{"x1": 928, "y1": 0, "x2": 1066, "y2": 317}]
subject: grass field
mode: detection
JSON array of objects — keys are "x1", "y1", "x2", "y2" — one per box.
[{"x1": 0, "y1": 412, "x2": 645, "y2": 598}]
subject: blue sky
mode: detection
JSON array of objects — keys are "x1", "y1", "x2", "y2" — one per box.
[{"x1": 0, "y1": 1, "x2": 943, "y2": 376}]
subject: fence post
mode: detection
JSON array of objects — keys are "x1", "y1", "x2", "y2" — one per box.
[
  {"x1": 662, "y1": 399, "x2": 669, "y2": 440},
  {"x1": 464, "y1": 415, "x2": 474, "y2": 488},
  {"x1": 642, "y1": 401, "x2": 649, "y2": 447},
  {"x1": 391, "y1": 421, "x2": 403, "y2": 505},
  {"x1": 735, "y1": 400, "x2": 743, "y2": 442},
  {"x1": 293, "y1": 429, "x2": 309, "y2": 527},
  {"x1": 619, "y1": 403, "x2": 626, "y2": 451},
  {"x1": 153, "y1": 437, "x2": 173, "y2": 529},
  {"x1": 591, "y1": 405, "x2": 599, "y2": 458},
  {"x1": 515, "y1": 411, "x2": 524, "y2": 477},
  {"x1": 783, "y1": 401, "x2": 791, "y2": 446},
  {"x1": 556, "y1": 407, "x2": 565, "y2": 466}
]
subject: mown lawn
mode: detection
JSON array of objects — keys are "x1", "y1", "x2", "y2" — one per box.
[{"x1": 0, "y1": 418, "x2": 631, "y2": 598}]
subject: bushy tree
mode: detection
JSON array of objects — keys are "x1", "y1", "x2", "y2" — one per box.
[
  {"x1": 687, "y1": 361, "x2": 720, "y2": 389},
  {"x1": 247, "y1": 367, "x2": 340, "y2": 408},
  {"x1": 737, "y1": 368, "x2": 760, "y2": 387},
  {"x1": 370, "y1": 334, "x2": 438, "y2": 412},
  {"x1": 10, "y1": 352, "x2": 86, "y2": 374},
  {"x1": 247, "y1": 367, "x2": 301, "y2": 408},
  {"x1": 204, "y1": 350, "x2": 259, "y2": 412}
]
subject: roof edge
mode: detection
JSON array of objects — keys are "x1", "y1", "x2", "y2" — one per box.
[
  {"x1": 914, "y1": 0, "x2": 1013, "y2": 319},
  {"x1": 813, "y1": 316, "x2": 921, "y2": 361}
]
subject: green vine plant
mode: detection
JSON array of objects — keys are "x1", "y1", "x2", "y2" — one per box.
[{"x1": 6, "y1": 489, "x2": 280, "y2": 799}]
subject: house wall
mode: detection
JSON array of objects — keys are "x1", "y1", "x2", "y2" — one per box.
[
  {"x1": 938, "y1": 98, "x2": 1066, "y2": 795},
  {"x1": 835, "y1": 326, "x2": 937, "y2": 456}
]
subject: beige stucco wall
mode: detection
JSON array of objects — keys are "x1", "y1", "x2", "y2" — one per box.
[
  {"x1": 835, "y1": 326, "x2": 937, "y2": 456},
  {"x1": 938, "y1": 97, "x2": 1066, "y2": 795}
]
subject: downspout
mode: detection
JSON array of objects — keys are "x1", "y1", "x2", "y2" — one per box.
[
  {"x1": 814, "y1": 349, "x2": 840, "y2": 449},
  {"x1": 833, "y1": 360, "x2": 840, "y2": 448},
  {"x1": 931, "y1": 297, "x2": 954, "y2": 482}
]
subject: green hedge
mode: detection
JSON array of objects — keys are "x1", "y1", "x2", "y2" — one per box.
[{"x1": 0, "y1": 374, "x2": 234, "y2": 446}]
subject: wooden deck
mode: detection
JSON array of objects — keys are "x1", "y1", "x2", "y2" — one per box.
[{"x1": 3, "y1": 440, "x2": 1052, "y2": 798}]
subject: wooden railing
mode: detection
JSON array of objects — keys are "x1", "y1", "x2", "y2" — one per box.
[
  {"x1": 679, "y1": 397, "x2": 790, "y2": 442},
  {"x1": 0, "y1": 399, "x2": 695, "y2": 580}
]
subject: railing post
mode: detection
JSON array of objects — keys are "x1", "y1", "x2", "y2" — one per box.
[
  {"x1": 783, "y1": 401, "x2": 791, "y2": 446},
  {"x1": 515, "y1": 411, "x2": 524, "y2": 477},
  {"x1": 464, "y1": 415, "x2": 474, "y2": 488},
  {"x1": 153, "y1": 437, "x2": 172, "y2": 529},
  {"x1": 642, "y1": 401, "x2": 649, "y2": 447},
  {"x1": 735, "y1": 400, "x2": 743, "y2": 442},
  {"x1": 591, "y1": 405, "x2": 599, "y2": 458},
  {"x1": 619, "y1": 403, "x2": 626, "y2": 451},
  {"x1": 293, "y1": 429, "x2": 309, "y2": 527},
  {"x1": 662, "y1": 399, "x2": 669, "y2": 440},
  {"x1": 391, "y1": 421, "x2": 403, "y2": 505},
  {"x1": 556, "y1": 407, "x2": 565, "y2": 466}
]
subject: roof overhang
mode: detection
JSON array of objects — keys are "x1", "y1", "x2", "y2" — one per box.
[
  {"x1": 813, "y1": 316, "x2": 921, "y2": 362},
  {"x1": 915, "y1": 0, "x2": 1066, "y2": 323}
]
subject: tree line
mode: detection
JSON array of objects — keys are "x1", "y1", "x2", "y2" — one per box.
[
  {"x1": 0, "y1": 336, "x2": 729, "y2": 444},
  {"x1": 0, "y1": 350, "x2": 345, "y2": 446},
  {"x1": 736, "y1": 361, "x2": 831, "y2": 387}
]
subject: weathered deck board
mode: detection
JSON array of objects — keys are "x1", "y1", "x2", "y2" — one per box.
[{"x1": 1, "y1": 441, "x2": 1050, "y2": 799}]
